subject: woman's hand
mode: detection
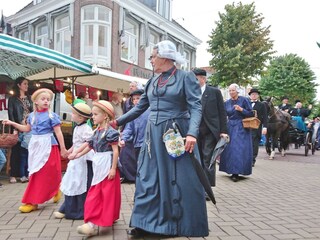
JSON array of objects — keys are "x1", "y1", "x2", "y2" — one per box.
[
  {"x1": 108, "y1": 168, "x2": 116, "y2": 180},
  {"x1": 185, "y1": 135, "x2": 197, "y2": 153},
  {"x1": 109, "y1": 120, "x2": 118, "y2": 129},
  {"x1": 234, "y1": 104, "x2": 243, "y2": 112}
]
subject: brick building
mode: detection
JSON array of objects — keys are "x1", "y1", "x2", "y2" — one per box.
[{"x1": 6, "y1": 0, "x2": 201, "y2": 81}]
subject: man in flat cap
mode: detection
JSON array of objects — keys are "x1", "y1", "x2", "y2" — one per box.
[
  {"x1": 248, "y1": 88, "x2": 267, "y2": 167},
  {"x1": 192, "y1": 68, "x2": 228, "y2": 189}
]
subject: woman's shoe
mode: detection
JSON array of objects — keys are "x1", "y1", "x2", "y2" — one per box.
[
  {"x1": 127, "y1": 228, "x2": 148, "y2": 237},
  {"x1": 53, "y1": 190, "x2": 62, "y2": 203},
  {"x1": 53, "y1": 211, "x2": 65, "y2": 219},
  {"x1": 77, "y1": 223, "x2": 98, "y2": 236},
  {"x1": 19, "y1": 204, "x2": 38, "y2": 213},
  {"x1": 231, "y1": 174, "x2": 239, "y2": 182},
  {"x1": 9, "y1": 177, "x2": 17, "y2": 183}
]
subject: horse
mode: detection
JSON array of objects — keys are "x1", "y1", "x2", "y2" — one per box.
[{"x1": 264, "y1": 97, "x2": 291, "y2": 159}]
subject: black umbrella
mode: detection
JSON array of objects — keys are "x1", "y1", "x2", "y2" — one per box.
[
  {"x1": 209, "y1": 136, "x2": 230, "y2": 170},
  {"x1": 172, "y1": 122, "x2": 218, "y2": 209},
  {"x1": 190, "y1": 153, "x2": 218, "y2": 210}
]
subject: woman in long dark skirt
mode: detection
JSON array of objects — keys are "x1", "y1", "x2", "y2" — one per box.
[
  {"x1": 219, "y1": 83, "x2": 254, "y2": 182},
  {"x1": 116, "y1": 40, "x2": 208, "y2": 237}
]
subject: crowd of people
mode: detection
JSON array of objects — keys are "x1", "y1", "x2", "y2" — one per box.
[{"x1": 0, "y1": 39, "x2": 319, "y2": 238}]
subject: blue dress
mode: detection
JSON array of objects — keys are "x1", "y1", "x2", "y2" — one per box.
[
  {"x1": 117, "y1": 67, "x2": 208, "y2": 237},
  {"x1": 219, "y1": 96, "x2": 254, "y2": 175}
]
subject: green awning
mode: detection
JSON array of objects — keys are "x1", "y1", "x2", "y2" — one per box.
[{"x1": 0, "y1": 33, "x2": 93, "y2": 80}]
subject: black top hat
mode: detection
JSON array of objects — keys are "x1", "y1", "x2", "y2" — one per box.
[
  {"x1": 295, "y1": 99, "x2": 301, "y2": 104},
  {"x1": 248, "y1": 88, "x2": 260, "y2": 95},
  {"x1": 192, "y1": 68, "x2": 207, "y2": 76},
  {"x1": 281, "y1": 96, "x2": 289, "y2": 100},
  {"x1": 130, "y1": 89, "x2": 144, "y2": 97}
]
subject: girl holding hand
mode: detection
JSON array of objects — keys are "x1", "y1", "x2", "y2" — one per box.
[
  {"x1": 3, "y1": 88, "x2": 67, "y2": 213},
  {"x1": 69, "y1": 100, "x2": 121, "y2": 237}
]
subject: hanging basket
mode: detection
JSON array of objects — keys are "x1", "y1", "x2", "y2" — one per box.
[{"x1": 242, "y1": 110, "x2": 261, "y2": 129}]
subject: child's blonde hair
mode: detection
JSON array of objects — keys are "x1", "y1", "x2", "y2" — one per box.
[
  {"x1": 92, "y1": 100, "x2": 115, "y2": 137},
  {"x1": 31, "y1": 88, "x2": 54, "y2": 124}
]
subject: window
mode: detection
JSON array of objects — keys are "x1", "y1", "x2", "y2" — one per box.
[
  {"x1": 55, "y1": 15, "x2": 71, "y2": 55},
  {"x1": 121, "y1": 19, "x2": 138, "y2": 63},
  {"x1": 81, "y1": 5, "x2": 112, "y2": 67},
  {"x1": 159, "y1": 0, "x2": 171, "y2": 19},
  {"x1": 35, "y1": 23, "x2": 49, "y2": 48},
  {"x1": 145, "y1": 32, "x2": 158, "y2": 69},
  {"x1": 181, "y1": 50, "x2": 190, "y2": 71},
  {"x1": 137, "y1": 0, "x2": 157, "y2": 11},
  {"x1": 137, "y1": 0, "x2": 171, "y2": 19},
  {"x1": 33, "y1": 0, "x2": 43, "y2": 4},
  {"x1": 19, "y1": 30, "x2": 29, "y2": 42}
]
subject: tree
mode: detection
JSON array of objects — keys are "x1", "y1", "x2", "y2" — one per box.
[
  {"x1": 207, "y1": 2, "x2": 274, "y2": 87},
  {"x1": 259, "y1": 53, "x2": 317, "y2": 105}
]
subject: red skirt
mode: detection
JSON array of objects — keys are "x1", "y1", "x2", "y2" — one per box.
[
  {"x1": 22, "y1": 146, "x2": 61, "y2": 204},
  {"x1": 84, "y1": 169, "x2": 121, "y2": 227}
]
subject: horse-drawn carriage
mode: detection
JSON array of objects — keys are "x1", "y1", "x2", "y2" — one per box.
[
  {"x1": 288, "y1": 117, "x2": 316, "y2": 156},
  {"x1": 264, "y1": 99, "x2": 317, "y2": 159}
]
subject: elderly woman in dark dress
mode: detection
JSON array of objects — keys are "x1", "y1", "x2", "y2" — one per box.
[
  {"x1": 115, "y1": 40, "x2": 208, "y2": 237},
  {"x1": 219, "y1": 83, "x2": 254, "y2": 182},
  {"x1": 7, "y1": 77, "x2": 33, "y2": 183}
]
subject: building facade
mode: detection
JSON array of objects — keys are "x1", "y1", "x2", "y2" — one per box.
[{"x1": 7, "y1": 0, "x2": 201, "y2": 81}]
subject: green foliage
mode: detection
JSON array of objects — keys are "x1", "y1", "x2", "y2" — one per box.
[
  {"x1": 310, "y1": 102, "x2": 320, "y2": 119},
  {"x1": 207, "y1": 2, "x2": 274, "y2": 87},
  {"x1": 259, "y1": 53, "x2": 317, "y2": 105}
]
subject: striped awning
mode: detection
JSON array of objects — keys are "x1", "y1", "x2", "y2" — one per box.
[{"x1": 0, "y1": 33, "x2": 93, "y2": 80}]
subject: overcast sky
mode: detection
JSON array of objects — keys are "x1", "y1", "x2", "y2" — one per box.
[{"x1": 1, "y1": 0, "x2": 320, "y2": 98}]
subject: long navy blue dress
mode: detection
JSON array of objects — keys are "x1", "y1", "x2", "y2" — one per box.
[
  {"x1": 219, "y1": 96, "x2": 254, "y2": 175},
  {"x1": 117, "y1": 67, "x2": 208, "y2": 237}
]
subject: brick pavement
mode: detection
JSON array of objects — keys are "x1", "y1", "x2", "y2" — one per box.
[{"x1": 0, "y1": 147, "x2": 319, "y2": 240}]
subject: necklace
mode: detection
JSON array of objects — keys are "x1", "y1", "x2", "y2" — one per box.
[{"x1": 158, "y1": 67, "x2": 177, "y2": 88}]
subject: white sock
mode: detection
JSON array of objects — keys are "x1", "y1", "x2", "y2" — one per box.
[{"x1": 87, "y1": 222, "x2": 97, "y2": 229}]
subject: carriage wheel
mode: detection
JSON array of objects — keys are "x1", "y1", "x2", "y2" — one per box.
[
  {"x1": 311, "y1": 142, "x2": 316, "y2": 155},
  {"x1": 304, "y1": 132, "x2": 311, "y2": 156},
  {"x1": 311, "y1": 137, "x2": 316, "y2": 155}
]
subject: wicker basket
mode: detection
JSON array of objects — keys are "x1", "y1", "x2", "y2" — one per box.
[
  {"x1": 242, "y1": 110, "x2": 261, "y2": 129},
  {"x1": 0, "y1": 124, "x2": 18, "y2": 148}
]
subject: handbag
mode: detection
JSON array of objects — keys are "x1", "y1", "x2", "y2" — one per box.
[
  {"x1": 242, "y1": 110, "x2": 261, "y2": 129},
  {"x1": 162, "y1": 122, "x2": 185, "y2": 158},
  {"x1": 0, "y1": 124, "x2": 19, "y2": 148}
]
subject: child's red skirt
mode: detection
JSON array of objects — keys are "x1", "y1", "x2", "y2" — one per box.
[
  {"x1": 84, "y1": 169, "x2": 121, "y2": 226},
  {"x1": 22, "y1": 146, "x2": 61, "y2": 204}
]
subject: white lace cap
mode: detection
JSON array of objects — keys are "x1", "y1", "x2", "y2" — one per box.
[{"x1": 156, "y1": 40, "x2": 185, "y2": 65}]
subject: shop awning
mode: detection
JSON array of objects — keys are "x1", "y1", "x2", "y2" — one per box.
[
  {"x1": 0, "y1": 33, "x2": 148, "y2": 93},
  {"x1": 0, "y1": 33, "x2": 93, "y2": 80}
]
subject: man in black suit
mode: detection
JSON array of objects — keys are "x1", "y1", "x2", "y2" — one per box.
[
  {"x1": 192, "y1": 68, "x2": 228, "y2": 188},
  {"x1": 248, "y1": 88, "x2": 268, "y2": 167},
  {"x1": 278, "y1": 96, "x2": 292, "y2": 112}
]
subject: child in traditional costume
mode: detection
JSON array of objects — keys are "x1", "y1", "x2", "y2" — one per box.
[
  {"x1": 68, "y1": 100, "x2": 120, "y2": 236},
  {"x1": 3, "y1": 88, "x2": 67, "y2": 213},
  {"x1": 54, "y1": 102, "x2": 94, "y2": 219}
]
